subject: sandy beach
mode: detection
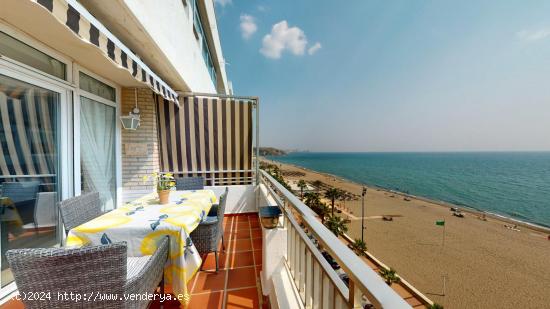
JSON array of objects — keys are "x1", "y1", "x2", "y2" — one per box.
[{"x1": 265, "y1": 159, "x2": 550, "y2": 308}]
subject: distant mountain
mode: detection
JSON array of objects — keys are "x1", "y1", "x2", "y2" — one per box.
[{"x1": 257, "y1": 147, "x2": 287, "y2": 156}]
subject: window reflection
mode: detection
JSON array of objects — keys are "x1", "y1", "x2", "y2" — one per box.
[
  {"x1": 0, "y1": 32, "x2": 66, "y2": 80},
  {"x1": 0, "y1": 75, "x2": 60, "y2": 287}
]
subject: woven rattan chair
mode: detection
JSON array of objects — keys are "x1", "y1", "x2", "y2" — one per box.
[
  {"x1": 191, "y1": 188, "x2": 228, "y2": 272},
  {"x1": 6, "y1": 237, "x2": 169, "y2": 309},
  {"x1": 175, "y1": 176, "x2": 204, "y2": 190},
  {"x1": 59, "y1": 192, "x2": 102, "y2": 234}
]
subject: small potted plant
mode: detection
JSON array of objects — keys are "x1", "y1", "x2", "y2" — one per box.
[{"x1": 144, "y1": 172, "x2": 175, "y2": 204}]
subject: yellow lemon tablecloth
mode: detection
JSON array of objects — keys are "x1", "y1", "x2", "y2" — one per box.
[{"x1": 66, "y1": 189, "x2": 218, "y2": 302}]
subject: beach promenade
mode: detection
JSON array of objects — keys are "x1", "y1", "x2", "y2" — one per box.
[{"x1": 267, "y1": 159, "x2": 550, "y2": 308}]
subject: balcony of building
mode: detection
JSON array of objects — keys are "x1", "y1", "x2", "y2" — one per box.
[{"x1": 1, "y1": 167, "x2": 433, "y2": 309}]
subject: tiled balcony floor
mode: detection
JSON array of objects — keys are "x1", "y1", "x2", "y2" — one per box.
[
  {"x1": 1, "y1": 214, "x2": 265, "y2": 309},
  {"x1": 186, "y1": 213, "x2": 265, "y2": 309}
]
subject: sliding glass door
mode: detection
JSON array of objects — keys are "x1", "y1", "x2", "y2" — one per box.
[
  {"x1": 77, "y1": 71, "x2": 118, "y2": 212},
  {"x1": 0, "y1": 31, "x2": 119, "y2": 295},
  {"x1": 0, "y1": 74, "x2": 61, "y2": 287},
  {"x1": 79, "y1": 97, "x2": 116, "y2": 211}
]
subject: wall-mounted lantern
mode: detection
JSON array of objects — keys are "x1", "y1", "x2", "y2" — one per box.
[
  {"x1": 120, "y1": 112, "x2": 140, "y2": 130},
  {"x1": 120, "y1": 88, "x2": 141, "y2": 130}
]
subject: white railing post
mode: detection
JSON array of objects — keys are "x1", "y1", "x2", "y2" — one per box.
[
  {"x1": 305, "y1": 250, "x2": 313, "y2": 308},
  {"x1": 322, "y1": 273, "x2": 333, "y2": 309},
  {"x1": 299, "y1": 237, "x2": 306, "y2": 301},
  {"x1": 348, "y1": 280, "x2": 363, "y2": 308},
  {"x1": 313, "y1": 260, "x2": 322, "y2": 309},
  {"x1": 288, "y1": 224, "x2": 296, "y2": 278},
  {"x1": 294, "y1": 227, "x2": 300, "y2": 285}
]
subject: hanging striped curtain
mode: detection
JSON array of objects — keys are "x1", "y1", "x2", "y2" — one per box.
[
  {"x1": 156, "y1": 95, "x2": 253, "y2": 185},
  {"x1": 0, "y1": 86, "x2": 57, "y2": 190}
]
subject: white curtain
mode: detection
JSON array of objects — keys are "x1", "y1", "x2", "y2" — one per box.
[{"x1": 80, "y1": 96, "x2": 116, "y2": 211}]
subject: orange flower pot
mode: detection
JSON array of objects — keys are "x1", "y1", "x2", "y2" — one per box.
[{"x1": 158, "y1": 190, "x2": 170, "y2": 205}]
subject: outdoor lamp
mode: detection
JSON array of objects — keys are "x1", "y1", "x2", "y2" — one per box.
[
  {"x1": 120, "y1": 110, "x2": 140, "y2": 130},
  {"x1": 120, "y1": 88, "x2": 141, "y2": 130}
]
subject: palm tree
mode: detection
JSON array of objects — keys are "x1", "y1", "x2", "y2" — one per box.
[
  {"x1": 350, "y1": 239, "x2": 367, "y2": 256},
  {"x1": 297, "y1": 179, "x2": 307, "y2": 199},
  {"x1": 324, "y1": 215, "x2": 350, "y2": 237},
  {"x1": 325, "y1": 187, "x2": 342, "y2": 216},
  {"x1": 304, "y1": 191, "x2": 320, "y2": 207},
  {"x1": 428, "y1": 304, "x2": 444, "y2": 309},
  {"x1": 312, "y1": 180, "x2": 323, "y2": 192},
  {"x1": 312, "y1": 202, "x2": 329, "y2": 224},
  {"x1": 379, "y1": 267, "x2": 401, "y2": 286},
  {"x1": 304, "y1": 192, "x2": 329, "y2": 223},
  {"x1": 262, "y1": 163, "x2": 292, "y2": 191}
]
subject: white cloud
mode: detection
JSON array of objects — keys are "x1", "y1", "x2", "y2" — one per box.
[
  {"x1": 257, "y1": 5, "x2": 268, "y2": 12},
  {"x1": 308, "y1": 42, "x2": 322, "y2": 55},
  {"x1": 240, "y1": 14, "x2": 257, "y2": 40},
  {"x1": 260, "y1": 21, "x2": 308, "y2": 59},
  {"x1": 214, "y1": 0, "x2": 232, "y2": 7},
  {"x1": 517, "y1": 29, "x2": 550, "y2": 42}
]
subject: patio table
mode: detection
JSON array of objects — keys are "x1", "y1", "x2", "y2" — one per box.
[{"x1": 66, "y1": 189, "x2": 218, "y2": 302}]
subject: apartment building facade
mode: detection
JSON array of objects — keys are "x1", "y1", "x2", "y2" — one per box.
[{"x1": 0, "y1": 0, "x2": 229, "y2": 299}]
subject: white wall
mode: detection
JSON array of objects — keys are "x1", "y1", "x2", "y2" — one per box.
[
  {"x1": 123, "y1": 0, "x2": 228, "y2": 94},
  {"x1": 205, "y1": 185, "x2": 258, "y2": 214}
]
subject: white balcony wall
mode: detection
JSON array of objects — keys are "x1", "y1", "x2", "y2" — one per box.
[{"x1": 205, "y1": 185, "x2": 257, "y2": 214}]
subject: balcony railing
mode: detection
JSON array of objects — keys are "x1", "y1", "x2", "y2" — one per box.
[
  {"x1": 165, "y1": 169, "x2": 255, "y2": 186},
  {"x1": 260, "y1": 170, "x2": 411, "y2": 309}
]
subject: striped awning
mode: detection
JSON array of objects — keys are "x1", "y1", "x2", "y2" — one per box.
[
  {"x1": 32, "y1": 0, "x2": 178, "y2": 104},
  {"x1": 156, "y1": 95, "x2": 254, "y2": 185}
]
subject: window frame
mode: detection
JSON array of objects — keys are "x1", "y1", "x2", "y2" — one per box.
[
  {"x1": 0, "y1": 21, "x2": 72, "y2": 85},
  {"x1": 0, "y1": 18, "x2": 124, "y2": 303},
  {"x1": 191, "y1": 0, "x2": 218, "y2": 86},
  {"x1": 72, "y1": 64, "x2": 122, "y2": 209},
  {"x1": 0, "y1": 60, "x2": 73, "y2": 299}
]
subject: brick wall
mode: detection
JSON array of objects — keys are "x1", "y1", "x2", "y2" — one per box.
[{"x1": 120, "y1": 88, "x2": 159, "y2": 202}]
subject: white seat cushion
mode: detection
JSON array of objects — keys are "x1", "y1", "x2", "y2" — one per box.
[{"x1": 126, "y1": 255, "x2": 152, "y2": 280}]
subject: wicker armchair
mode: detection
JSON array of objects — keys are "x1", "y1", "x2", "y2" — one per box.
[
  {"x1": 59, "y1": 192, "x2": 102, "y2": 234},
  {"x1": 191, "y1": 188, "x2": 228, "y2": 272},
  {"x1": 175, "y1": 176, "x2": 204, "y2": 190},
  {"x1": 6, "y1": 237, "x2": 169, "y2": 309}
]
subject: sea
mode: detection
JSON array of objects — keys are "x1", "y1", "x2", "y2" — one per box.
[{"x1": 267, "y1": 152, "x2": 550, "y2": 228}]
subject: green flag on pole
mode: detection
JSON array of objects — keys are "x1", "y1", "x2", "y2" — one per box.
[{"x1": 435, "y1": 220, "x2": 445, "y2": 226}]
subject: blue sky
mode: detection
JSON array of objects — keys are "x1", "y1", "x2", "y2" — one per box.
[{"x1": 214, "y1": 0, "x2": 550, "y2": 152}]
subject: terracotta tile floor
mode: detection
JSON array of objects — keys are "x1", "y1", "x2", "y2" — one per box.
[
  {"x1": 187, "y1": 213, "x2": 266, "y2": 309},
  {"x1": 1, "y1": 214, "x2": 266, "y2": 309}
]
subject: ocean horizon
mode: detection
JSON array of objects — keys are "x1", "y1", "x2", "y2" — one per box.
[{"x1": 267, "y1": 151, "x2": 550, "y2": 228}]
